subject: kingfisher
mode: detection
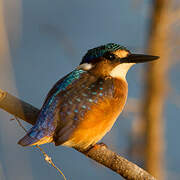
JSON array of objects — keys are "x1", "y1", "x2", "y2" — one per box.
[{"x1": 18, "y1": 43, "x2": 159, "y2": 151}]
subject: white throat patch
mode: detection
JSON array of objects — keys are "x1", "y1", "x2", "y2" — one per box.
[{"x1": 110, "y1": 63, "x2": 135, "y2": 80}]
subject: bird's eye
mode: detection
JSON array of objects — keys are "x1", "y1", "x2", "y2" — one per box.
[{"x1": 103, "y1": 53, "x2": 116, "y2": 60}]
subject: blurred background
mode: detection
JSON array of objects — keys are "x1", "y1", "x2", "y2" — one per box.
[{"x1": 0, "y1": 0, "x2": 179, "y2": 179}]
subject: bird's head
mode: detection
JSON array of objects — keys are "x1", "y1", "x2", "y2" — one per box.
[{"x1": 78, "y1": 43, "x2": 159, "y2": 79}]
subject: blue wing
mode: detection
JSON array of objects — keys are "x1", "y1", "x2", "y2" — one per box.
[{"x1": 18, "y1": 69, "x2": 86, "y2": 146}]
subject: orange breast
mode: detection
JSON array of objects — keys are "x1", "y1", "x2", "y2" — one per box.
[{"x1": 63, "y1": 78, "x2": 128, "y2": 150}]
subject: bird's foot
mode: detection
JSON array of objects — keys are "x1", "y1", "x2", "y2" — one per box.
[
  {"x1": 86, "y1": 142, "x2": 108, "y2": 152},
  {"x1": 74, "y1": 142, "x2": 108, "y2": 153},
  {"x1": 96, "y1": 142, "x2": 108, "y2": 148}
]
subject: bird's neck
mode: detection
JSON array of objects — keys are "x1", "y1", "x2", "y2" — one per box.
[
  {"x1": 110, "y1": 63, "x2": 134, "y2": 80},
  {"x1": 113, "y1": 77, "x2": 128, "y2": 106}
]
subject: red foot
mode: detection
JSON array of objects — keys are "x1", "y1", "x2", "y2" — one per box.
[{"x1": 90, "y1": 142, "x2": 108, "y2": 151}]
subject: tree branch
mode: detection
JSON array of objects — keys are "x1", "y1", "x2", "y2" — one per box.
[{"x1": 0, "y1": 88, "x2": 156, "y2": 180}]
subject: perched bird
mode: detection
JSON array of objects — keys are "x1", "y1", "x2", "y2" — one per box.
[{"x1": 18, "y1": 43, "x2": 159, "y2": 151}]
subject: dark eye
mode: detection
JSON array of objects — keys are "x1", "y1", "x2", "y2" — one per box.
[{"x1": 103, "y1": 53, "x2": 116, "y2": 60}]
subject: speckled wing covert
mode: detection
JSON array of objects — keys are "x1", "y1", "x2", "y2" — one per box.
[
  {"x1": 18, "y1": 68, "x2": 115, "y2": 147},
  {"x1": 18, "y1": 69, "x2": 87, "y2": 146},
  {"x1": 53, "y1": 73, "x2": 114, "y2": 147}
]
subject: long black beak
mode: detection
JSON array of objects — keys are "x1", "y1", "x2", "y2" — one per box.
[{"x1": 121, "y1": 54, "x2": 159, "y2": 63}]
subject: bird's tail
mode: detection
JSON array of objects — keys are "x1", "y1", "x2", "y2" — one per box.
[
  {"x1": 18, "y1": 131, "x2": 40, "y2": 146},
  {"x1": 18, "y1": 128, "x2": 53, "y2": 146}
]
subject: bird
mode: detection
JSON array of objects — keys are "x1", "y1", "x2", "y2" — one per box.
[{"x1": 18, "y1": 43, "x2": 159, "y2": 151}]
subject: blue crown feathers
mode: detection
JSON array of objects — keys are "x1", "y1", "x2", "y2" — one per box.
[{"x1": 81, "y1": 43, "x2": 127, "y2": 64}]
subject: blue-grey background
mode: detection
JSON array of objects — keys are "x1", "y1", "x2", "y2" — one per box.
[{"x1": 0, "y1": 0, "x2": 179, "y2": 179}]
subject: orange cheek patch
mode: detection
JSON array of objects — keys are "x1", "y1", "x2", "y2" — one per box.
[{"x1": 114, "y1": 50, "x2": 129, "y2": 58}]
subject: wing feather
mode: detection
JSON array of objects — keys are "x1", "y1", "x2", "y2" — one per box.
[{"x1": 18, "y1": 69, "x2": 86, "y2": 146}]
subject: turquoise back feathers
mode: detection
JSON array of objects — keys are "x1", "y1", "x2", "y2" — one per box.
[{"x1": 81, "y1": 43, "x2": 127, "y2": 64}]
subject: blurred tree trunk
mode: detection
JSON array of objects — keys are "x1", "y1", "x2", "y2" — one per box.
[{"x1": 143, "y1": 0, "x2": 171, "y2": 179}]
